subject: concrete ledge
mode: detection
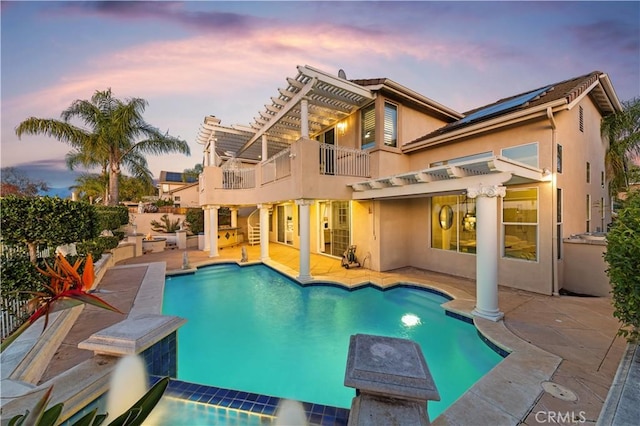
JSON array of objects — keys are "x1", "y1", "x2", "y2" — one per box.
[
  {"x1": 79, "y1": 314, "x2": 186, "y2": 356},
  {"x1": 597, "y1": 343, "x2": 640, "y2": 426}
]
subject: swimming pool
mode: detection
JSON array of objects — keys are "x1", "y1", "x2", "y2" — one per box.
[{"x1": 163, "y1": 264, "x2": 504, "y2": 420}]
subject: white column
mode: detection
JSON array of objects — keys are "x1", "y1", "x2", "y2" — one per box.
[
  {"x1": 203, "y1": 206, "x2": 210, "y2": 251},
  {"x1": 296, "y1": 199, "x2": 313, "y2": 282},
  {"x1": 230, "y1": 207, "x2": 238, "y2": 229},
  {"x1": 209, "y1": 138, "x2": 217, "y2": 166},
  {"x1": 209, "y1": 205, "x2": 220, "y2": 257},
  {"x1": 468, "y1": 184, "x2": 506, "y2": 322},
  {"x1": 300, "y1": 98, "x2": 309, "y2": 139},
  {"x1": 262, "y1": 134, "x2": 268, "y2": 162},
  {"x1": 258, "y1": 204, "x2": 271, "y2": 261}
]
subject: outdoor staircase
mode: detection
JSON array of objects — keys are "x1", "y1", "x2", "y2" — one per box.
[{"x1": 248, "y1": 209, "x2": 260, "y2": 245}]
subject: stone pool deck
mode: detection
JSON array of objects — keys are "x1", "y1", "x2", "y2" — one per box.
[{"x1": 1, "y1": 243, "x2": 632, "y2": 425}]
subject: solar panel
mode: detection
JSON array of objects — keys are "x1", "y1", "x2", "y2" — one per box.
[{"x1": 458, "y1": 86, "x2": 551, "y2": 125}]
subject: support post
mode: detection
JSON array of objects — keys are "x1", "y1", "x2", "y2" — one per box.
[
  {"x1": 208, "y1": 205, "x2": 220, "y2": 258},
  {"x1": 300, "y1": 98, "x2": 309, "y2": 139},
  {"x1": 296, "y1": 199, "x2": 313, "y2": 281},
  {"x1": 258, "y1": 204, "x2": 271, "y2": 261},
  {"x1": 468, "y1": 184, "x2": 505, "y2": 321},
  {"x1": 262, "y1": 134, "x2": 268, "y2": 162}
]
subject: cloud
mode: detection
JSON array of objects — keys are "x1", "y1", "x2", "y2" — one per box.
[{"x1": 3, "y1": 159, "x2": 85, "y2": 188}]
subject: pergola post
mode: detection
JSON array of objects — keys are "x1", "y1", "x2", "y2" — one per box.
[
  {"x1": 261, "y1": 134, "x2": 268, "y2": 162},
  {"x1": 300, "y1": 98, "x2": 309, "y2": 139}
]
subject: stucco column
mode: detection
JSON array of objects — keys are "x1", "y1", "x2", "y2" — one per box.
[
  {"x1": 230, "y1": 207, "x2": 238, "y2": 228},
  {"x1": 300, "y1": 98, "x2": 309, "y2": 139},
  {"x1": 258, "y1": 204, "x2": 271, "y2": 261},
  {"x1": 468, "y1": 184, "x2": 505, "y2": 322},
  {"x1": 209, "y1": 205, "x2": 220, "y2": 257},
  {"x1": 296, "y1": 199, "x2": 313, "y2": 282},
  {"x1": 203, "y1": 206, "x2": 211, "y2": 251},
  {"x1": 262, "y1": 134, "x2": 268, "y2": 162}
]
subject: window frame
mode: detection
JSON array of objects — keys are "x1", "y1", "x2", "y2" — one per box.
[
  {"x1": 383, "y1": 101, "x2": 398, "y2": 147},
  {"x1": 360, "y1": 103, "x2": 376, "y2": 150},
  {"x1": 501, "y1": 142, "x2": 539, "y2": 168},
  {"x1": 502, "y1": 187, "x2": 539, "y2": 262}
]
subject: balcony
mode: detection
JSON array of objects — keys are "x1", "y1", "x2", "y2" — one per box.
[{"x1": 199, "y1": 138, "x2": 370, "y2": 206}]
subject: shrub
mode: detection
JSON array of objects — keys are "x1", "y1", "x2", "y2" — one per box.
[
  {"x1": 185, "y1": 208, "x2": 204, "y2": 234},
  {"x1": 76, "y1": 236, "x2": 120, "y2": 261},
  {"x1": 94, "y1": 205, "x2": 129, "y2": 232},
  {"x1": 0, "y1": 196, "x2": 99, "y2": 263},
  {"x1": 605, "y1": 190, "x2": 640, "y2": 343}
]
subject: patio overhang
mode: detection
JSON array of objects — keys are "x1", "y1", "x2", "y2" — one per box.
[
  {"x1": 349, "y1": 156, "x2": 549, "y2": 200},
  {"x1": 196, "y1": 65, "x2": 375, "y2": 162}
]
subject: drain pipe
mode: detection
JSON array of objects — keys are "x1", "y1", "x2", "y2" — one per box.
[{"x1": 547, "y1": 107, "x2": 559, "y2": 296}]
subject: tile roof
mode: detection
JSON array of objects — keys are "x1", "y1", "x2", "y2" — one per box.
[{"x1": 405, "y1": 71, "x2": 604, "y2": 146}]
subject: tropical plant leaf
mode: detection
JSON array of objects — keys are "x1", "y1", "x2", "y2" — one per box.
[
  {"x1": 107, "y1": 377, "x2": 169, "y2": 426},
  {"x1": 70, "y1": 407, "x2": 99, "y2": 426},
  {"x1": 39, "y1": 402, "x2": 64, "y2": 426},
  {"x1": 22, "y1": 387, "x2": 53, "y2": 426}
]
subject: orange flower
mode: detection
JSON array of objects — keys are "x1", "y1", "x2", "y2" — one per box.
[{"x1": 1, "y1": 253, "x2": 122, "y2": 352}]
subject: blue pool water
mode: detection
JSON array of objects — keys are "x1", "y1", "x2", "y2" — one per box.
[{"x1": 162, "y1": 264, "x2": 504, "y2": 420}]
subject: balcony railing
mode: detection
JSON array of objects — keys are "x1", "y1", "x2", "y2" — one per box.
[
  {"x1": 319, "y1": 143, "x2": 370, "y2": 177},
  {"x1": 262, "y1": 148, "x2": 292, "y2": 184},
  {"x1": 222, "y1": 167, "x2": 255, "y2": 189}
]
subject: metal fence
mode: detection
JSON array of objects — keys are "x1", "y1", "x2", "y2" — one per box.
[{"x1": 1, "y1": 297, "x2": 29, "y2": 340}]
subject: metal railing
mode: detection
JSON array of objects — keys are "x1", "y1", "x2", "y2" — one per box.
[
  {"x1": 1, "y1": 297, "x2": 29, "y2": 340},
  {"x1": 319, "y1": 144, "x2": 370, "y2": 177},
  {"x1": 262, "y1": 148, "x2": 292, "y2": 184}
]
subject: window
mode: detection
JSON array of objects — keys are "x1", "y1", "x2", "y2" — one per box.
[
  {"x1": 579, "y1": 106, "x2": 584, "y2": 132},
  {"x1": 174, "y1": 196, "x2": 181, "y2": 201},
  {"x1": 557, "y1": 144, "x2": 563, "y2": 173},
  {"x1": 557, "y1": 188, "x2": 562, "y2": 259},
  {"x1": 586, "y1": 162, "x2": 591, "y2": 183},
  {"x1": 600, "y1": 197, "x2": 605, "y2": 232},
  {"x1": 587, "y1": 195, "x2": 592, "y2": 232},
  {"x1": 361, "y1": 103, "x2": 375, "y2": 149},
  {"x1": 503, "y1": 188, "x2": 538, "y2": 261},
  {"x1": 601, "y1": 171, "x2": 605, "y2": 189},
  {"x1": 430, "y1": 151, "x2": 492, "y2": 167},
  {"x1": 431, "y1": 195, "x2": 476, "y2": 254},
  {"x1": 502, "y1": 143, "x2": 538, "y2": 167},
  {"x1": 384, "y1": 102, "x2": 397, "y2": 147}
]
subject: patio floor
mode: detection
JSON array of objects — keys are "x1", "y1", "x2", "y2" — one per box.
[{"x1": 38, "y1": 243, "x2": 627, "y2": 425}]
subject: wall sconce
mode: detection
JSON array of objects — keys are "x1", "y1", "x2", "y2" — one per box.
[
  {"x1": 337, "y1": 121, "x2": 347, "y2": 136},
  {"x1": 542, "y1": 168, "x2": 551, "y2": 176}
]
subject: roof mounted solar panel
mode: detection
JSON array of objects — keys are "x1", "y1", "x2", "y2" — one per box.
[{"x1": 458, "y1": 86, "x2": 552, "y2": 125}]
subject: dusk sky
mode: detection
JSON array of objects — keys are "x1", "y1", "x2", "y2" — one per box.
[{"x1": 2, "y1": 1, "x2": 639, "y2": 189}]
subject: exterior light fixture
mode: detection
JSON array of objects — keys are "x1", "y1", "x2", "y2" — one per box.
[{"x1": 337, "y1": 121, "x2": 347, "y2": 136}]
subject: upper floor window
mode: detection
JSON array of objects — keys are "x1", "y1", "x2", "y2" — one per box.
[
  {"x1": 502, "y1": 142, "x2": 538, "y2": 167},
  {"x1": 557, "y1": 144, "x2": 563, "y2": 173},
  {"x1": 361, "y1": 103, "x2": 375, "y2": 149},
  {"x1": 430, "y1": 152, "x2": 492, "y2": 168},
  {"x1": 384, "y1": 102, "x2": 397, "y2": 147},
  {"x1": 579, "y1": 106, "x2": 584, "y2": 132},
  {"x1": 586, "y1": 162, "x2": 591, "y2": 183}
]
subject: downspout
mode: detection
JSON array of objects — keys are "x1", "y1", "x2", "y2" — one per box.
[{"x1": 546, "y1": 107, "x2": 559, "y2": 296}]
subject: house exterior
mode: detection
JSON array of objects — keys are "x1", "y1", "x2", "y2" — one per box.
[
  {"x1": 157, "y1": 171, "x2": 199, "y2": 206},
  {"x1": 197, "y1": 65, "x2": 621, "y2": 320}
]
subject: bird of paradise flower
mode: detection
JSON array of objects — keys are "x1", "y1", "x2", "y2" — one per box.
[{"x1": 1, "y1": 253, "x2": 122, "y2": 352}]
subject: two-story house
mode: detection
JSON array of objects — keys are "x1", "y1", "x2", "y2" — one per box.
[{"x1": 197, "y1": 65, "x2": 621, "y2": 320}]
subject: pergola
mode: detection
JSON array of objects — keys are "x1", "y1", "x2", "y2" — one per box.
[{"x1": 196, "y1": 65, "x2": 375, "y2": 163}]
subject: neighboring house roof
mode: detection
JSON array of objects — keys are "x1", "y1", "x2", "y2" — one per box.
[
  {"x1": 159, "y1": 171, "x2": 198, "y2": 184},
  {"x1": 168, "y1": 182, "x2": 199, "y2": 195},
  {"x1": 404, "y1": 71, "x2": 622, "y2": 151}
]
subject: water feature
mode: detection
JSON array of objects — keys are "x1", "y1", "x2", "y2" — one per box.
[{"x1": 163, "y1": 264, "x2": 504, "y2": 420}]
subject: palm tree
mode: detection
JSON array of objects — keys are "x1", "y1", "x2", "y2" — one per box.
[
  {"x1": 601, "y1": 97, "x2": 640, "y2": 197},
  {"x1": 15, "y1": 88, "x2": 190, "y2": 205}
]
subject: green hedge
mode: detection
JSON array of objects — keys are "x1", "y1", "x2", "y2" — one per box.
[
  {"x1": 605, "y1": 190, "x2": 640, "y2": 343},
  {"x1": 185, "y1": 208, "x2": 204, "y2": 235},
  {"x1": 94, "y1": 205, "x2": 129, "y2": 232}
]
